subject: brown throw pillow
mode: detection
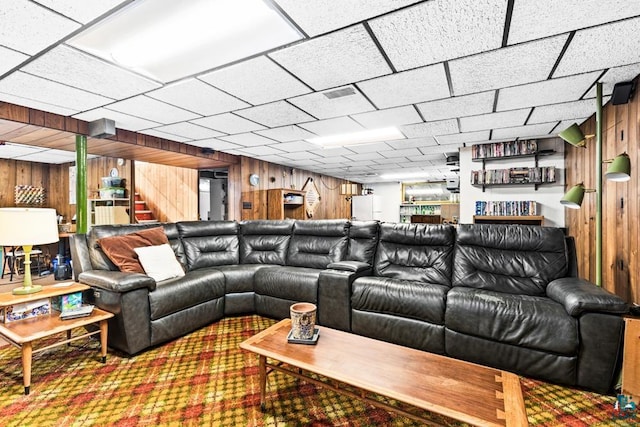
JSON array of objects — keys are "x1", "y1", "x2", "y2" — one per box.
[{"x1": 97, "y1": 226, "x2": 170, "y2": 273}]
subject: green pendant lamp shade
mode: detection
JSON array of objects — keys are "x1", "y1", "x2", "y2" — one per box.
[
  {"x1": 605, "y1": 152, "x2": 631, "y2": 182},
  {"x1": 558, "y1": 123, "x2": 591, "y2": 147},
  {"x1": 560, "y1": 184, "x2": 587, "y2": 209}
]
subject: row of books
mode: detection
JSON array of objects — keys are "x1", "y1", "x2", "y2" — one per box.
[
  {"x1": 470, "y1": 167, "x2": 556, "y2": 185},
  {"x1": 475, "y1": 201, "x2": 538, "y2": 216},
  {"x1": 471, "y1": 140, "x2": 538, "y2": 159}
]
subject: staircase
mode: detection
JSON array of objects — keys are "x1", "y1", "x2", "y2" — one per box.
[{"x1": 134, "y1": 193, "x2": 158, "y2": 224}]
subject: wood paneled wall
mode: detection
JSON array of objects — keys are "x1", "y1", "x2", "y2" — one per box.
[
  {"x1": 228, "y1": 156, "x2": 356, "y2": 221},
  {"x1": 134, "y1": 161, "x2": 198, "y2": 222},
  {"x1": 0, "y1": 158, "x2": 49, "y2": 208},
  {"x1": 565, "y1": 77, "x2": 639, "y2": 303}
]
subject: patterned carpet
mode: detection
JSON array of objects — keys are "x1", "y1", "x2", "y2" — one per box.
[{"x1": 0, "y1": 315, "x2": 636, "y2": 426}]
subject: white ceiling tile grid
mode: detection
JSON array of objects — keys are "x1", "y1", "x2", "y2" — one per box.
[{"x1": 1, "y1": 1, "x2": 640, "y2": 182}]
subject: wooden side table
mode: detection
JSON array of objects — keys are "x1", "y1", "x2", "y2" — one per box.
[
  {"x1": 0, "y1": 283, "x2": 114, "y2": 394},
  {"x1": 622, "y1": 317, "x2": 640, "y2": 401}
]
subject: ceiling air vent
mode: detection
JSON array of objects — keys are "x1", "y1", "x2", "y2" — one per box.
[{"x1": 323, "y1": 87, "x2": 356, "y2": 99}]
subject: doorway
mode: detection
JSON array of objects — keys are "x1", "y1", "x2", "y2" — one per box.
[{"x1": 199, "y1": 169, "x2": 228, "y2": 221}]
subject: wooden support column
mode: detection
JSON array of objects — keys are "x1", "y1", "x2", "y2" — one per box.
[{"x1": 75, "y1": 135, "x2": 88, "y2": 234}]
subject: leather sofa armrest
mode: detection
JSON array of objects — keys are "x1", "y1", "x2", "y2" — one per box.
[
  {"x1": 547, "y1": 277, "x2": 628, "y2": 316},
  {"x1": 78, "y1": 270, "x2": 157, "y2": 293},
  {"x1": 327, "y1": 261, "x2": 371, "y2": 273}
]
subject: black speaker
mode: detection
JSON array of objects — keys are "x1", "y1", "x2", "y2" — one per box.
[{"x1": 611, "y1": 81, "x2": 634, "y2": 105}]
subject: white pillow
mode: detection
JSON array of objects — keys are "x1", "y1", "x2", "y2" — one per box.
[{"x1": 133, "y1": 244, "x2": 185, "y2": 282}]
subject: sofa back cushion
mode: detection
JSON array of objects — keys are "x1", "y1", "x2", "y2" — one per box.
[
  {"x1": 87, "y1": 224, "x2": 178, "y2": 271},
  {"x1": 287, "y1": 220, "x2": 349, "y2": 269},
  {"x1": 453, "y1": 224, "x2": 568, "y2": 296},
  {"x1": 347, "y1": 221, "x2": 379, "y2": 265},
  {"x1": 374, "y1": 223, "x2": 455, "y2": 287},
  {"x1": 240, "y1": 220, "x2": 293, "y2": 265},
  {"x1": 177, "y1": 221, "x2": 239, "y2": 271}
]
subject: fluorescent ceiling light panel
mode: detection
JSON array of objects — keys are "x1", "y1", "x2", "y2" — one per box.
[
  {"x1": 307, "y1": 127, "x2": 405, "y2": 148},
  {"x1": 68, "y1": 0, "x2": 303, "y2": 82}
]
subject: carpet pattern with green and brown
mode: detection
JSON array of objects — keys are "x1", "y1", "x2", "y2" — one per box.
[{"x1": 0, "y1": 315, "x2": 637, "y2": 426}]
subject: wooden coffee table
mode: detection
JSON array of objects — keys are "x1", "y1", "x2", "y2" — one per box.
[{"x1": 240, "y1": 319, "x2": 527, "y2": 426}]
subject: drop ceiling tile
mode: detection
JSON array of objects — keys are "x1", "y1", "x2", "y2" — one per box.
[
  {"x1": 1, "y1": 1, "x2": 80, "y2": 55},
  {"x1": 508, "y1": 0, "x2": 640, "y2": 45},
  {"x1": 269, "y1": 141, "x2": 320, "y2": 153},
  {"x1": 528, "y1": 99, "x2": 601, "y2": 124},
  {"x1": 369, "y1": 0, "x2": 506, "y2": 71},
  {"x1": 255, "y1": 125, "x2": 315, "y2": 142},
  {"x1": 236, "y1": 146, "x2": 287, "y2": 157},
  {"x1": 139, "y1": 129, "x2": 191, "y2": 142},
  {"x1": 107, "y1": 95, "x2": 200, "y2": 124},
  {"x1": 0, "y1": 142, "x2": 42, "y2": 158},
  {"x1": 288, "y1": 86, "x2": 375, "y2": 120},
  {"x1": 33, "y1": 0, "x2": 128, "y2": 24},
  {"x1": 357, "y1": 64, "x2": 450, "y2": 109},
  {"x1": 17, "y1": 151, "x2": 78, "y2": 164},
  {"x1": 188, "y1": 138, "x2": 242, "y2": 151},
  {"x1": 401, "y1": 119, "x2": 458, "y2": 138},
  {"x1": 555, "y1": 17, "x2": 640, "y2": 77},
  {"x1": 382, "y1": 148, "x2": 423, "y2": 158},
  {"x1": 0, "y1": 72, "x2": 112, "y2": 112},
  {"x1": 199, "y1": 56, "x2": 311, "y2": 105},
  {"x1": 491, "y1": 122, "x2": 557, "y2": 140},
  {"x1": 345, "y1": 152, "x2": 386, "y2": 162},
  {"x1": 286, "y1": 158, "x2": 321, "y2": 167},
  {"x1": 147, "y1": 79, "x2": 249, "y2": 116},
  {"x1": 0, "y1": 47, "x2": 28, "y2": 75},
  {"x1": 584, "y1": 62, "x2": 640, "y2": 98},
  {"x1": 298, "y1": 117, "x2": 363, "y2": 136},
  {"x1": 235, "y1": 101, "x2": 316, "y2": 127},
  {"x1": 344, "y1": 142, "x2": 393, "y2": 153},
  {"x1": 278, "y1": 151, "x2": 321, "y2": 161},
  {"x1": 435, "y1": 130, "x2": 491, "y2": 145},
  {"x1": 460, "y1": 109, "x2": 531, "y2": 132},
  {"x1": 149, "y1": 123, "x2": 225, "y2": 140},
  {"x1": 251, "y1": 154, "x2": 291, "y2": 164},
  {"x1": 553, "y1": 119, "x2": 590, "y2": 135},
  {"x1": 23, "y1": 45, "x2": 161, "y2": 99},
  {"x1": 218, "y1": 133, "x2": 275, "y2": 147},
  {"x1": 0, "y1": 92, "x2": 77, "y2": 116},
  {"x1": 191, "y1": 114, "x2": 266, "y2": 134},
  {"x1": 497, "y1": 72, "x2": 601, "y2": 111},
  {"x1": 275, "y1": 0, "x2": 421, "y2": 36},
  {"x1": 311, "y1": 155, "x2": 353, "y2": 164},
  {"x1": 74, "y1": 108, "x2": 160, "y2": 131},
  {"x1": 449, "y1": 35, "x2": 568, "y2": 95},
  {"x1": 269, "y1": 25, "x2": 392, "y2": 91},
  {"x1": 416, "y1": 91, "x2": 496, "y2": 122},
  {"x1": 386, "y1": 136, "x2": 438, "y2": 150},
  {"x1": 308, "y1": 147, "x2": 358, "y2": 157},
  {"x1": 426, "y1": 143, "x2": 465, "y2": 154},
  {"x1": 351, "y1": 106, "x2": 422, "y2": 128},
  {"x1": 373, "y1": 157, "x2": 406, "y2": 165}
]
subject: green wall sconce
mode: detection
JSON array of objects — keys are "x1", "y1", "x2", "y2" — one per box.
[
  {"x1": 558, "y1": 123, "x2": 594, "y2": 147},
  {"x1": 560, "y1": 183, "x2": 594, "y2": 209}
]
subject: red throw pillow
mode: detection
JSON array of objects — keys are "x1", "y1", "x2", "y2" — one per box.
[{"x1": 97, "y1": 226, "x2": 170, "y2": 273}]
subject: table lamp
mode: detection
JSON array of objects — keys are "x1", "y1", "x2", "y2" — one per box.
[{"x1": 0, "y1": 208, "x2": 59, "y2": 295}]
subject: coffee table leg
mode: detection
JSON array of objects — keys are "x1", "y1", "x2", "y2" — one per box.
[
  {"x1": 259, "y1": 355, "x2": 266, "y2": 411},
  {"x1": 99, "y1": 319, "x2": 108, "y2": 363},
  {"x1": 21, "y1": 342, "x2": 32, "y2": 395}
]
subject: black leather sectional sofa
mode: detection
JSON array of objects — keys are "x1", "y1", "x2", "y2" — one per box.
[{"x1": 70, "y1": 219, "x2": 628, "y2": 394}]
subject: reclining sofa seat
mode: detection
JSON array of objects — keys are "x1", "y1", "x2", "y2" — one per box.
[
  {"x1": 350, "y1": 223, "x2": 455, "y2": 354},
  {"x1": 446, "y1": 224, "x2": 627, "y2": 393}
]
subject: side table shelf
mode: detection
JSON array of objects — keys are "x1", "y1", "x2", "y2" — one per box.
[{"x1": 0, "y1": 283, "x2": 114, "y2": 395}]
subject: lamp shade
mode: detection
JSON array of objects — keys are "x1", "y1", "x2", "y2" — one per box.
[
  {"x1": 0, "y1": 208, "x2": 59, "y2": 246},
  {"x1": 605, "y1": 152, "x2": 631, "y2": 182},
  {"x1": 558, "y1": 123, "x2": 587, "y2": 147},
  {"x1": 560, "y1": 184, "x2": 586, "y2": 209}
]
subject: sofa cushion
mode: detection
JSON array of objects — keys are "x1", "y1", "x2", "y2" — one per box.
[
  {"x1": 240, "y1": 220, "x2": 293, "y2": 265},
  {"x1": 148, "y1": 268, "x2": 225, "y2": 320},
  {"x1": 352, "y1": 276, "x2": 447, "y2": 324},
  {"x1": 254, "y1": 266, "x2": 319, "y2": 303},
  {"x1": 453, "y1": 224, "x2": 568, "y2": 296},
  {"x1": 287, "y1": 220, "x2": 349, "y2": 269},
  {"x1": 178, "y1": 221, "x2": 239, "y2": 270},
  {"x1": 374, "y1": 223, "x2": 454, "y2": 287},
  {"x1": 445, "y1": 287, "x2": 578, "y2": 355},
  {"x1": 347, "y1": 221, "x2": 379, "y2": 264},
  {"x1": 97, "y1": 226, "x2": 169, "y2": 273}
]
